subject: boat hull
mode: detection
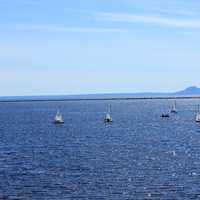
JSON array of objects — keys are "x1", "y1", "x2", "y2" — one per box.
[
  {"x1": 104, "y1": 118, "x2": 113, "y2": 123},
  {"x1": 54, "y1": 120, "x2": 64, "y2": 124},
  {"x1": 171, "y1": 110, "x2": 177, "y2": 113},
  {"x1": 161, "y1": 114, "x2": 170, "y2": 118}
]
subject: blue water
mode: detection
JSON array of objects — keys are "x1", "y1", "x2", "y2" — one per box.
[{"x1": 0, "y1": 99, "x2": 200, "y2": 199}]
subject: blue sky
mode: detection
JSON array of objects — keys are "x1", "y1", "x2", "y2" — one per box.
[{"x1": 0, "y1": 0, "x2": 200, "y2": 96}]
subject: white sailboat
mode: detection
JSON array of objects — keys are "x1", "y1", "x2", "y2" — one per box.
[
  {"x1": 196, "y1": 105, "x2": 200, "y2": 123},
  {"x1": 54, "y1": 110, "x2": 64, "y2": 124},
  {"x1": 171, "y1": 100, "x2": 178, "y2": 113},
  {"x1": 104, "y1": 105, "x2": 113, "y2": 123}
]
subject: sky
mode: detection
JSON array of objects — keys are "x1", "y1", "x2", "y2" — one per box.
[{"x1": 0, "y1": 0, "x2": 200, "y2": 96}]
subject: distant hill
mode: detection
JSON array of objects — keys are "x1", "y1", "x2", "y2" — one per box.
[{"x1": 174, "y1": 86, "x2": 200, "y2": 96}]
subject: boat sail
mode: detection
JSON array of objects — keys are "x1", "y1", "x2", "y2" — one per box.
[
  {"x1": 171, "y1": 101, "x2": 178, "y2": 113},
  {"x1": 54, "y1": 110, "x2": 64, "y2": 124},
  {"x1": 104, "y1": 105, "x2": 113, "y2": 123},
  {"x1": 196, "y1": 105, "x2": 200, "y2": 123}
]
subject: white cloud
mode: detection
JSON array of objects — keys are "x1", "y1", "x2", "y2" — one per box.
[
  {"x1": 97, "y1": 12, "x2": 200, "y2": 29},
  {"x1": 8, "y1": 24, "x2": 126, "y2": 33},
  {"x1": 154, "y1": 8, "x2": 199, "y2": 17}
]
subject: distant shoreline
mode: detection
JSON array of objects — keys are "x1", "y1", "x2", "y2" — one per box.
[
  {"x1": 1, "y1": 86, "x2": 200, "y2": 102},
  {"x1": 0, "y1": 96, "x2": 200, "y2": 103}
]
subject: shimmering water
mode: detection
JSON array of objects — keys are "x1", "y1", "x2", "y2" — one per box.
[{"x1": 0, "y1": 99, "x2": 200, "y2": 199}]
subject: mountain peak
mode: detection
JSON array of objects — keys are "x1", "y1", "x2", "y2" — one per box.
[
  {"x1": 185, "y1": 86, "x2": 198, "y2": 90},
  {"x1": 175, "y1": 86, "x2": 200, "y2": 95}
]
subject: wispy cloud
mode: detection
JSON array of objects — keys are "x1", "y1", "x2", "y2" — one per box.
[
  {"x1": 97, "y1": 12, "x2": 200, "y2": 29},
  {"x1": 154, "y1": 8, "x2": 199, "y2": 17},
  {"x1": 8, "y1": 24, "x2": 126, "y2": 33}
]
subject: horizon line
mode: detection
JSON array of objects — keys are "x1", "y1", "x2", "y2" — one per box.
[{"x1": 0, "y1": 86, "x2": 198, "y2": 99}]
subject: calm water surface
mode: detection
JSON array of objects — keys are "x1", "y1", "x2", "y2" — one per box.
[{"x1": 0, "y1": 99, "x2": 200, "y2": 199}]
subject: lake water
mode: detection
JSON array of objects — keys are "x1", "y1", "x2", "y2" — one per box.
[{"x1": 0, "y1": 99, "x2": 200, "y2": 199}]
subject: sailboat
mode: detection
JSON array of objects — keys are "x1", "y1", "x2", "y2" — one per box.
[
  {"x1": 196, "y1": 105, "x2": 200, "y2": 123},
  {"x1": 104, "y1": 105, "x2": 113, "y2": 123},
  {"x1": 54, "y1": 110, "x2": 64, "y2": 124},
  {"x1": 171, "y1": 100, "x2": 178, "y2": 113}
]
